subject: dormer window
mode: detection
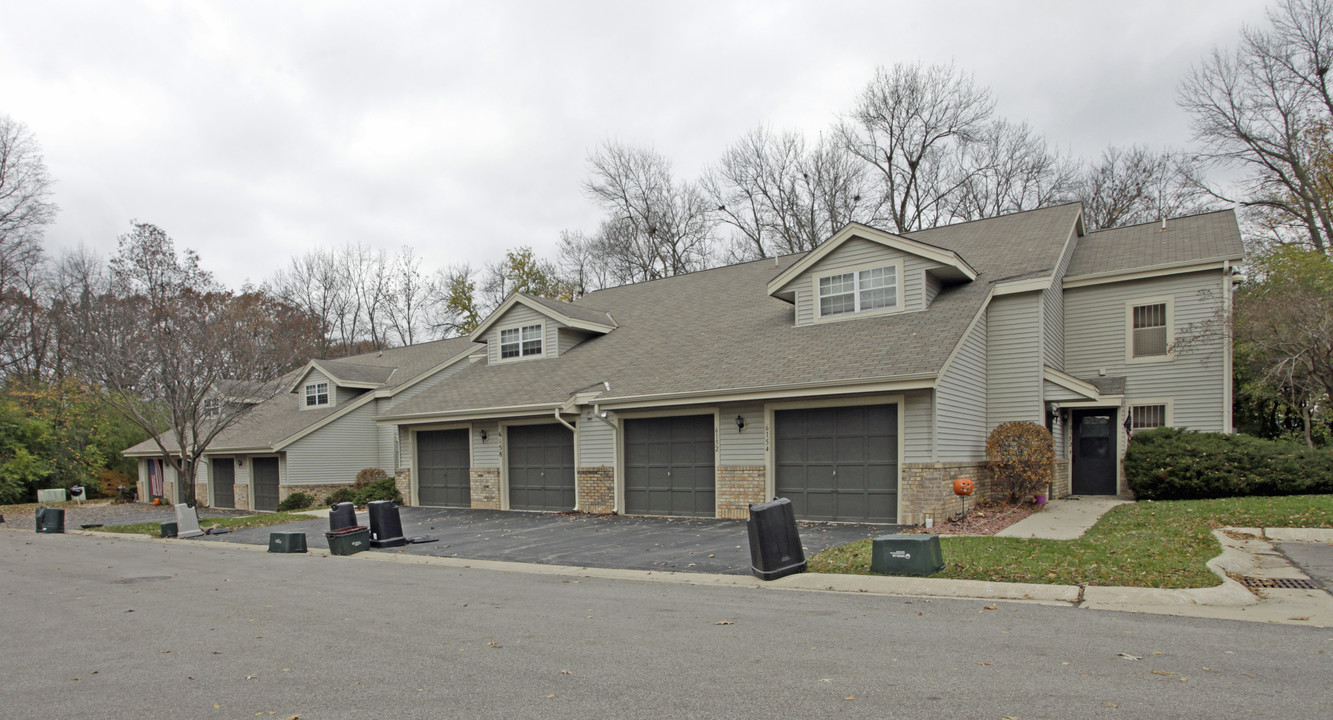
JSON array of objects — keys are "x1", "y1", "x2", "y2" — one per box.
[
  {"x1": 304, "y1": 382, "x2": 329, "y2": 407},
  {"x1": 500, "y1": 324, "x2": 543, "y2": 359},
  {"x1": 818, "y1": 264, "x2": 899, "y2": 318}
]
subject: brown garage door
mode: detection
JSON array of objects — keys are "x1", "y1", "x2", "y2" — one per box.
[
  {"x1": 623, "y1": 415, "x2": 715, "y2": 517},
  {"x1": 507, "y1": 424, "x2": 575, "y2": 511},
  {"x1": 417, "y1": 429, "x2": 471, "y2": 507},
  {"x1": 774, "y1": 404, "x2": 898, "y2": 523}
]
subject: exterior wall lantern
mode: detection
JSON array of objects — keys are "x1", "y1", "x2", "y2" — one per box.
[
  {"x1": 479, "y1": 428, "x2": 488, "y2": 441},
  {"x1": 735, "y1": 415, "x2": 746, "y2": 432}
]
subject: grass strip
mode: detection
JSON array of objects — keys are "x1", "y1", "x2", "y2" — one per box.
[
  {"x1": 100, "y1": 511, "x2": 321, "y2": 537},
  {"x1": 808, "y1": 494, "x2": 1333, "y2": 588}
]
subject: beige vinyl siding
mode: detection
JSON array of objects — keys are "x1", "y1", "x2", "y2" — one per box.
[
  {"x1": 935, "y1": 313, "x2": 988, "y2": 461},
  {"x1": 472, "y1": 421, "x2": 501, "y2": 468},
  {"x1": 987, "y1": 293, "x2": 1044, "y2": 430},
  {"x1": 397, "y1": 426, "x2": 412, "y2": 469},
  {"x1": 234, "y1": 455, "x2": 251, "y2": 488},
  {"x1": 904, "y1": 390, "x2": 932, "y2": 462},
  {"x1": 1064, "y1": 271, "x2": 1228, "y2": 432},
  {"x1": 485, "y1": 305, "x2": 551, "y2": 363},
  {"x1": 299, "y1": 369, "x2": 334, "y2": 410},
  {"x1": 1042, "y1": 236, "x2": 1076, "y2": 370},
  {"x1": 375, "y1": 405, "x2": 397, "y2": 470},
  {"x1": 283, "y1": 401, "x2": 380, "y2": 485},
  {"x1": 558, "y1": 328, "x2": 588, "y2": 355},
  {"x1": 781, "y1": 238, "x2": 943, "y2": 326},
  {"x1": 335, "y1": 386, "x2": 362, "y2": 404},
  {"x1": 1052, "y1": 412, "x2": 1067, "y2": 459},
  {"x1": 719, "y1": 402, "x2": 765, "y2": 465},
  {"x1": 577, "y1": 411, "x2": 616, "y2": 466},
  {"x1": 924, "y1": 273, "x2": 942, "y2": 307}
]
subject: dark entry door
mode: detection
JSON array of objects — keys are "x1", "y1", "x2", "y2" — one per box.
[
  {"x1": 774, "y1": 404, "x2": 898, "y2": 523},
  {"x1": 252, "y1": 457, "x2": 280, "y2": 511},
  {"x1": 1071, "y1": 409, "x2": 1117, "y2": 495},
  {"x1": 507, "y1": 424, "x2": 575, "y2": 511},
  {"x1": 417, "y1": 429, "x2": 471, "y2": 507},
  {"x1": 623, "y1": 415, "x2": 716, "y2": 517},
  {"x1": 212, "y1": 458, "x2": 235, "y2": 509}
]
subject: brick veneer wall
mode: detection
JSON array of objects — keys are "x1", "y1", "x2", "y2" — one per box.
[
  {"x1": 233, "y1": 483, "x2": 250, "y2": 510},
  {"x1": 899, "y1": 462, "x2": 990, "y2": 526},
  {"x1": 470, "y1": 468, "x2": 501, "y2": 509},
  {"x1": 717, "y1": 465, "x2": 766, "y2": 519},
  {"x1": 577, "y1": 467, "x2": 614, "y2": 514},
  {"x1": 163, "y1": 481, "x2": 176, "y2": 505},
  {"x1": 1051, "y1": 460, "x2": 1070, "y2": 498},
  {"x1": 195, "y1": 483, "x2": 208, "y2": 506},
  {"x1": 394, "y1": 469, "x2": 411, "y2": 506}
]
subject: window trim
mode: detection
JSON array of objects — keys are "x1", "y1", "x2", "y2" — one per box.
[
  {"x1": 811, "y1": 259, "x2": 905, "y2": 322},
  {"x1": 303, "y1": 381, "x2": 330, "y2": 408},
  {"x1": 1124, "y1": 296, "x2": 1175, "y2": 364},
  {"x1": 1127, "y1": 399, "x2": 1174, "y2": 433},
  {"x1": 495, "y1": 321, "x2": 546, "y2": 363}
]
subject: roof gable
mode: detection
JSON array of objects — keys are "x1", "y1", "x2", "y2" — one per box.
[
  {"x1": 768, "y1": 222, "x2": 977, "y2": 301},
  {"x1": 469, "y1": 292, "x2": 616, "y2": 342}
]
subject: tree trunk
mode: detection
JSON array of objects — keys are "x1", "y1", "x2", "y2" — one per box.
[{"x1": 1302, "y1": 403, "x2": 1315, "y2": 448}]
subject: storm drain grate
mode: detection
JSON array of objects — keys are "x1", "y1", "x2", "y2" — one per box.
[{"x1": 1240, "y1": 576, "x2": 1320, "y2": 590}]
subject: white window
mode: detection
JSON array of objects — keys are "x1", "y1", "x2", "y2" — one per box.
[
  {"x1": 1130, "y1": 404, "x2": 1167, "y2": 431},
  {"x1": 1125, "y1": 297, "x2": 1174, "y2": 363},
  {"x1": 203, "y1": 398, "x2": 221, "y2": 417},
  {"x1": 304, "y1": 382, "x2": 329, "y2": 407},
  {"x1": 500, "y1": 324, "x2": 543, "y2": 359},
  {"x1": 818, "y1": 264, "x2": 898, "y2": 317}
]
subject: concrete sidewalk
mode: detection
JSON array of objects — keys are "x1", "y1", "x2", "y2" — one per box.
[{"x1": 994, "y1": 495, "x2": 1129, "y2": 539}]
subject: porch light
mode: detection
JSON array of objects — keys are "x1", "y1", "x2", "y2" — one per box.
[
  {"x1": 480, "y1": 428, "x2": 488, "y2": 441},
  {"x1": 735, "y1": 415, "x2": 746, "y2": 432}
]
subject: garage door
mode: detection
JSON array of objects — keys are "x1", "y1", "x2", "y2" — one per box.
[
  {"x1": 774, "y1": 404, "x2": 898, "y2": 523},
  {"x1": 252, "y1": 457, "x2": 280, "y2": 512},
  {"x1": 624, "y1": 415, "x2": 715, "y2": 517},
  {"x1": 211, "y1": 458, "x2": 235, "y2": 509},
  {"x1": 507, "y1": 424, "x2": 575, "y2": 511},
  {"x1": 417, "y1": 429, "x2": 471, "y2": 507}
]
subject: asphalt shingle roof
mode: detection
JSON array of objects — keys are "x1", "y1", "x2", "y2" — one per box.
[
  {"x1": 522, "y1": 293, "x2": 617, "y2": 327},
  {"x1": 1065, "y1": 210, "x2": 1243, "y2": 278},
  {"x1": 386, "y1": 204, "x2": 1086, "y2": 418}
]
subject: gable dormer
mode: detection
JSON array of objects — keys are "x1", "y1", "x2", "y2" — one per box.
[
  {"x1": 768, "y1": 223, "x2": 977, "y2": 326},
  {"x1": 470, "y1": 293, "x2": 616, "y2": 365},
  {"x1": 287, "y1": 359, "x2": 395, "y2": 410}
]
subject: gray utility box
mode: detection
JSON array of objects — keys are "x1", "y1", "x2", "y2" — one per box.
[{"x1": 870, "y1": 534, "x2": 945, "y2": 576}]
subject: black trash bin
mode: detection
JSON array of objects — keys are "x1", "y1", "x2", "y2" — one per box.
[
  {"x1": 367, "y1": 500, "x2": 405, "y2": 548},
  {"x1": 329, "y1": 502, "x2": 357, "y2": 532},
  {"x1": 35, "y1": 507, "x2": 65, "y2": 534},
  {"x1": 160, "y1": 521, "x2": 178, "y2": 538},
  {"x1": 746, "y1": 497, "x2": 806, "y2": 581}
]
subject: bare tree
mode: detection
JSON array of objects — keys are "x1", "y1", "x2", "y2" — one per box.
[
  {"x1": 703, "y1": 127, "x2": 875, "y2": 261},
  {"x1": 1179, "y1": 0, "x2": 1333, "y2": 253},
  {"x1": 555, "y1": 229, "x2": 618, "y2": 296},
  {"x1": 583, "y1": 141, "x2": 716, "y2": 282},
  {"x1": 1076, "y1": 145, "x2": 1216, "y2": 230},
  {"x1": 72, "y1": 223, "x2": 311, "y2": 505},
  {"x1": 267, "y1": 249, "x2": 343, "y2": 356},
  {"x1": 948, "y1": 120, "x2": 1081, "y2": 222},
  {"x1": 0, "y1": 114, "x2": 58, "y2": 376},
  {"x1": 383, "y1": 246, "x2": 434, "y2": 346},
  {"x1": 840, "y1": 63, "x2": 995, "y2": 233},
  {"x1": 341, "y1": 243, "x2": 390, "y2": 350}
]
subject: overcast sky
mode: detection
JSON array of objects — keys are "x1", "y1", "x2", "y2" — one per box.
[{"x1": 4, "y1": 0, "x2": 1269, "y2": 289}]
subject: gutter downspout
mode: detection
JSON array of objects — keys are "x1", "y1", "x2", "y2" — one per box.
[{"x1": 554, "y1": 408, "x2": 579, "y2": 510}]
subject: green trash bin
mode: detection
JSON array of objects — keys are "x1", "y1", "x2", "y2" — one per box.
[
  {"x1": 870, "y1": 534, "x2": 945, "y2": 576},
  {"x1": 268, "y1": 531, "x2": 308, "y2": 553},
  {"x1": 325, "y1": 525, "x2": 370, "y2": 556}
]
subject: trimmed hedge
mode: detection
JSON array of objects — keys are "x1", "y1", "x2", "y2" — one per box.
[{"x1": 1125, "y1": 427, "x2": 1333, "y2": 500}]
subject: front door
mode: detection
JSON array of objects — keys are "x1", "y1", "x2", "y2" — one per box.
[
  {"x1": 1071, "y1": 409, "x2": 1117, "y2": 495},
  {"x1": 212, "y1": 458, "x2": 235, "y2": 509}
]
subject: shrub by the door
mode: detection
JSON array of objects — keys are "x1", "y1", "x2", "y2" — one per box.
[{"x1": 986, "y1": 422, "x2": 1054, "y2": 503}]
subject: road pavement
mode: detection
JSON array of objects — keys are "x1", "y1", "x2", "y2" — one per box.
[{"x1": 3, "y1": 529, "x2": 1330, "y2": 719}]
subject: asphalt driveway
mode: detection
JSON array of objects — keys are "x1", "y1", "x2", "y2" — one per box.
[{"x1": 194, "y1": 506, "x2": 892, "y2": 574}]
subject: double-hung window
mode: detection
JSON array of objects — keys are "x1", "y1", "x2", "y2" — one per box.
[
  {"x1": 1130, "y1": 302, "x2": 1169, "y2": 359},
  {"x1": 304, "y1": 382, "x2": 329, "y2": 407},
  {"x1": 500, "y1": 324, "x2": 543, "y2": 359},
  {"x1": 818, "y1": 265, "x2": 898, "y2": 317}
]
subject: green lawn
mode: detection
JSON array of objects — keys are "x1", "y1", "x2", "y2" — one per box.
[
  {"x1": 808, "y1": 494, "x2": 1333, "y2": 588},
  {"x1": 100, "y1": 510, "x2": 322, "y2": 536}
]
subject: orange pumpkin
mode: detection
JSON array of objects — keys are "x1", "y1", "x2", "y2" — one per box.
[{"x1": 953, "y1": 477, "x2": 975, "y2": 496}]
